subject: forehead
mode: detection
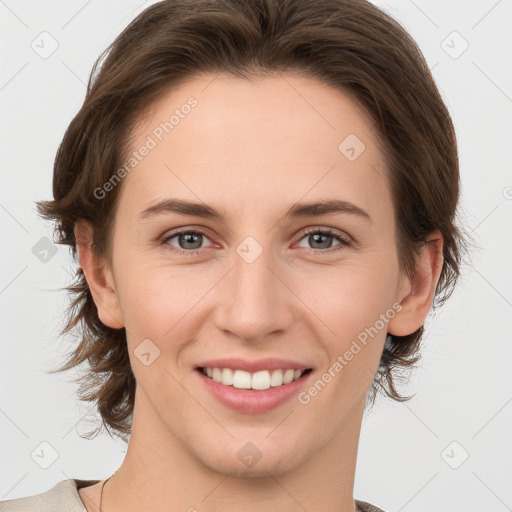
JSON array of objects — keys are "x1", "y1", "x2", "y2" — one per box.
[{"x1": 118, "y1": 72, "x2": 391, "y2": 225}]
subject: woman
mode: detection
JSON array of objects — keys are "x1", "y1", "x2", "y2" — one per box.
[{"x1": 0, "y1": 0, "x2": 469, "y2": 511}]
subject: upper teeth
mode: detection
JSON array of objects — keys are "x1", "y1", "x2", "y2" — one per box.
[{"x1": 201, "y1": 367, "x2": 306, "y2": 390}]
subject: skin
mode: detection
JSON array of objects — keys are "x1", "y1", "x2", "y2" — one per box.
[{"x1": 75, "y1": 72, "x2": 443, "y2": 512}]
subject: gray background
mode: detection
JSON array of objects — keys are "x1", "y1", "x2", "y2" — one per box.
[{"x1": 1, "y1": 1, "x2": 511, "y2": 510}]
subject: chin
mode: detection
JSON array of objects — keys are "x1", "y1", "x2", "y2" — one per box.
[
  {"x1": 197, "y1": 440, "x2": 306, "y2": 478},
  {"x1": 204, "y1": 455, "x2": 301, "y2": 479}
]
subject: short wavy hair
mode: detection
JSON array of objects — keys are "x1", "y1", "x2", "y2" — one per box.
[{"x1": 36, "y1": 0, "x2": 472, "y2": 442}]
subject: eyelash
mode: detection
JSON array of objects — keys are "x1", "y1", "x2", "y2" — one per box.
[{"x1": 159, "y1": 227, "x2": 352, "y2": 256}]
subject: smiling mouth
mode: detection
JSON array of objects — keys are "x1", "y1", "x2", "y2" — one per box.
[{"x1": 197, "y1": 367, "x2": 313, "y2": 391}]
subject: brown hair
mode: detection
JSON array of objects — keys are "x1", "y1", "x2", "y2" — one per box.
[{"x1": 36, "y1": 0, "x2": 472, "y2": 441}]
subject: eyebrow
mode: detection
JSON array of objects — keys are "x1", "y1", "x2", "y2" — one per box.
[{"x1": 138, "y1": 198, "x2": 372, "y2": 223}]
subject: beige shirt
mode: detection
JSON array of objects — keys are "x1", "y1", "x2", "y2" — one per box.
[{"x1": 0, "y1": 478, "x2": 388, "y2": 512}]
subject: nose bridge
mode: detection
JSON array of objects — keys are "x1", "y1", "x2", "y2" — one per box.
[
  {"x1": 233, "y1": 234, "x2": 278, "y2": 311},
  {"x1": 235, "y1": 236, "x2": 273, "y2": 295}
]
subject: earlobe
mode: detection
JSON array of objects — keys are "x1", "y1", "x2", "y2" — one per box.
[
  {"x1": 74, "y1": 221, "x2": 125, "y2": 330},
  {"x1": 387, "y1": 230, "x2": 444, "y2": 337}
]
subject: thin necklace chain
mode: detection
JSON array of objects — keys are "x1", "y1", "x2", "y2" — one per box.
[{"x1": 99, "y1": 474, "x2": 114, "y2": 512}]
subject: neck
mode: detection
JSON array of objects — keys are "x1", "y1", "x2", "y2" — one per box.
[{"x1": 102, "y1": 388, "x2": 364, "y2": 512}]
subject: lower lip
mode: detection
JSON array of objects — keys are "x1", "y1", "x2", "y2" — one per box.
[{"x1": 195, "y1": 369, "x2": 313, "y2": 414}]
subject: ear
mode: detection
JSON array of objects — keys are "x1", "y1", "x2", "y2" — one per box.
[
  {"x1": 74, "y1": 220, "x2": 124, "y2": 330},
  {"x1": 387, "y1": 230, "x2": 444, "y2": 337}
]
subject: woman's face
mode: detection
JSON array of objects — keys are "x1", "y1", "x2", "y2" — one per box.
[{"x1": 92, "y1": 73, "x2": 414, "y2": 476}]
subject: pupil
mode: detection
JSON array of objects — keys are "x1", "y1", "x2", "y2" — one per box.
[
  {"x1": 181, "y1": 233, "x2": 201, "y2": 249},
  {"x1": 311, "y1": 233, "x2": 331, "y2": 249}
]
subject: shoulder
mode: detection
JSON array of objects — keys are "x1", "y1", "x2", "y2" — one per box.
[
  {"x1": 0, "y1": 478, "x2": 100, "y2": 512},
  {"x1": 356, "y1": 499, "x2": 390, "y2": 512}
]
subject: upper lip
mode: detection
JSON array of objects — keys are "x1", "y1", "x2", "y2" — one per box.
[{"x1": 196, "y1": 358, "x2": 313, "y2": 373}]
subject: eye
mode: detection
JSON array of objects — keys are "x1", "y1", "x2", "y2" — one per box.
[
  {"x1": 160, "y1": 226, "x2": 352, "y2": 255},
  {"x1": 296, "y1": 227, "x2": 351, "y2": 253},
  {"x1": 160, "y1": 229, "x2": 213, "y2": 254}
]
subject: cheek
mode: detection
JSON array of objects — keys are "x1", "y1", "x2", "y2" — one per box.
[
  {"x1": 291, "y1": 262, "x2": 392, "y2": 387},
  {"x1": 113, "y1": 254, "x2": 180, "y2": 336},
  {"x1": 301, "y1": 277, "x2": 388, "y2": 410},
  {"x1": 294, "y1": 261, "x2": 394, "y2": 330}
]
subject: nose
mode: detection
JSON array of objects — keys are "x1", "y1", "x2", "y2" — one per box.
[{"x1": 212, "y1": 240, "x2": 295, "y2": 343}]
